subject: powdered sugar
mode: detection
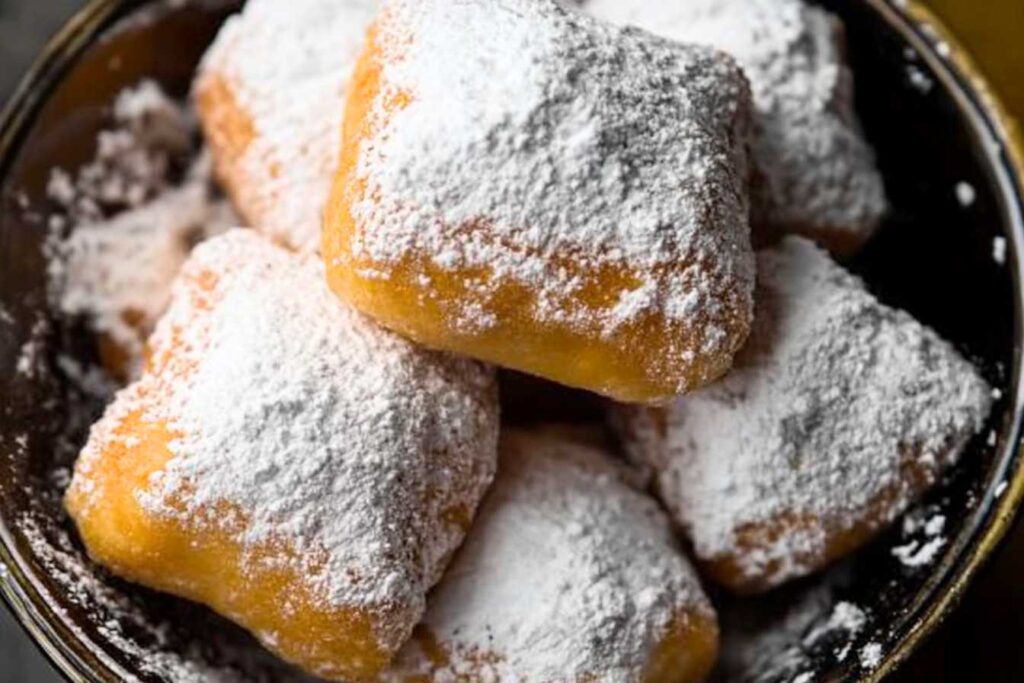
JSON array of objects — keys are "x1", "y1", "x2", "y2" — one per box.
[
  {"x1": 803, "y1": 601, "x2": 866, "y2": 645},
  {"x1": 619, "y1": 236, "x2": 991, "y2": 588},
  {"x1": 19, "y1": 517, "x2": 255, "y2": 683},
  {"x1": 956, "y1": 181, "x2": 977, "y2": 207},
  {"x1": 586, "y1": 0, "x2": 887, "y2": 253},
  {"x1": 907, "y1": 64, "x2": 934, "y2": 93},
  {"x1": 50, "y1": 79, "x2": 193, "y2": 213},
  {"x1": 389, "y1": 429, "x2": 713, "y2": 681},
  {"x1": 15, "y1": 318, "x2": 47, "y2": 379},
  {"x1": 197, "y1": 0, "x2": 376, "y2": 252},
  {"x1": 47, "y1": 80, "x2": 236, "y2": 380},
  {"x1": 892, "y1": 509, "x2": 947, "y2": 568},
  {"x1": 859, "y1": 642, "x2": 883, "y2": 669},
  {"x1": 70, "y1": 230, "x2": 499, "y2": 656},
  {"x1": 892, "y1": 535, "x2": 946, "y2": 568},
  {"x1": 343, "y1": 0, "x2": 754, "y2": 343},
  {"x1": 993, "y1": 235, "x2": 1008, "y2": 265},
  {"x1": 716, "y1": 569, "x2": 868, "y2": 682}
]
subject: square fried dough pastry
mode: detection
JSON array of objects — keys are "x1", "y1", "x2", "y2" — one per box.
[
  {"x1": 611, "y1": 237, "x2": 991, "y2": 593},
  {"x1": 195, "y1": 0, "x2": 376, "y2": 252},
  {"x1": 587, "y1": 0, "x2": 888, "y2": 256},
  {"x1": 387, "y1": 429, "x2": 719, "y2": 683},
  {"x1": 64, "y1": 230, "x2": 500, "y2": 680},
  {"x1": 324, "y1": 0, "x2": 756, "y2": 404}
]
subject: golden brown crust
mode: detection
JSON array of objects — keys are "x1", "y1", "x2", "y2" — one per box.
[
  {"x1": 66, "y1": 232, "x2": 500, "y2": 681},
  {"x1": 194, "y1": 73, "x2": 262, "y2": 229},
  {"x1": 615, "y1": 404, "x2": 961, "y2": 594},
  {"x1": 324, "y1": 20, "x2": 751, "y2": 404},
  {"x1": 65, "y1": 406, "x2": 390, "y2": 680}
]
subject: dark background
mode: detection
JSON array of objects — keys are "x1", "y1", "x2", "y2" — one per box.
[
  {"x1": 0, "y1": 9, "x2": 84, "y2": 683},
  {"x1": 1, "y1": 1, "x2": 1023, "y2": 681}
]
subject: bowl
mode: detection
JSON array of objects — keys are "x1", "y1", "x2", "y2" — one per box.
[{"x1": 1, "y1": 0, "x2": 1023, "y2": 681}]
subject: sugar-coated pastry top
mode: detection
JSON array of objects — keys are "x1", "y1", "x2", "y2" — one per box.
[
  {"x1": 633, "y1": 237, "x2": 990, "y2": 588},
  {"x1": 68, "y1": 229, "x2": 500, "y2": 655},
  {"x1": 340, "y1": 0, "x2": 755, "y2": 341},
  {"x1": 587, "y1": 0, "x2": 887, "y2": 254},
  {"x1": 196, "y1": 0, "x2": 376, "y2": 251},
  {"x1": 388, "y1": 429, "x2": 717, "y2": 682}
]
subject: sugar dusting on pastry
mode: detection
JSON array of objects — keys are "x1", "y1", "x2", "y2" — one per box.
[
  {"x1": 196, "y1": 0, "x2": 376, "y2": 252},
  {"x1": 17, "y1": 516, "x2": 261, "y2": 683},
  {"x1": 70, "y1": 230, "x2": 500, "y2": 651},
  {"x1": 25, "y1": 1, "x2": 997, "y2": 681},
  {"x1": 620, "y1": 237, "x2": 991, "y2": 587},
  {"x1": 587, "y1": 0, "x2": 887, "y2": 253},
  {"x1": 389, "y1": 429, "x2": 716, "y2": 681},
  {"x1": 346, "y1": 0, "x2": 755, "y2": 339}
]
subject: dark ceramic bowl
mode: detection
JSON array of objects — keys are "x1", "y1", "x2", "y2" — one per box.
[{"x1": 1, "y1": 1, "x2": 1023, "y2": 681}]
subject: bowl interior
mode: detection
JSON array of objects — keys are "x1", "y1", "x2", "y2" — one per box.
[{"x1": 1, "y1": 1, "x2": 1022, "y2": 682}]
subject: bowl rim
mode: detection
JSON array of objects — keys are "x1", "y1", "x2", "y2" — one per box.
[
  {"x1": 0, "y1": 2, "x2": 148, "y2": 679},
  {"x1": 852, "y1": 3, "x2": 1024, "y2": 680},
  {"x1": 1, "y1": 0, "x2": 1023, "y2": 681}
]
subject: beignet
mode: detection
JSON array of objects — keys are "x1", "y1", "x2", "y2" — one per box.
[
  {"x1": 611, "y1": 237, "x2": 991, "y2": 592},
  {"x1": 389, "y1": 429, "x2": 719, "y2": 682},
  {"x1": 196, "y1": 0, "x2": 376, "y2": 252},
  {"x1": 324, "y1": 0, "x2": 756, "y2": 403},
  {"x1": 587, "y1": 0, "x2": 888, "y2": 255},
  {"x1": 65, "y1": 229, "x2": 500, "y2": 680}
]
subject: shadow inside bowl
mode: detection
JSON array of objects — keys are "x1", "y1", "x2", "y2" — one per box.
[{"x1": 0, "y1": 1, "x2": 1022, "y2": 682}]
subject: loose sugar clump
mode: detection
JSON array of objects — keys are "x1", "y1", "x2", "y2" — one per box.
[{"x1": 47, "y1": 80, "x2": 236, "y2": 380}]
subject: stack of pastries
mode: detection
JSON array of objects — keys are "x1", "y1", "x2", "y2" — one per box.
[{"x1": 65, "y1": 0, "x2": 993, "y2": 680}]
